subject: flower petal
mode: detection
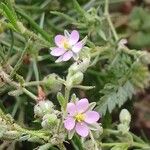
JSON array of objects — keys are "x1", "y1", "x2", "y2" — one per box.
[
  {"x1": 55, "y1": 35, "x2": 66, "y2": 47},
  {"x1": 69, "y1": 30, "x2": 79, "y2": 45},
  {"x1": 75, "y1": 122, "x2": 89, "y2": 137},
  {"x1": 76, "y1": 98, "x2": 89, "y2": 113},
  {"x1": 67, "y1": 102, "x2": 76, "y2": 116},
  {"x1": 62, "y1": 51, "x2": 73, "y2": 61},
  {"x1": 84, "y1": 111, "x2": 100, "y2": 124},
  {"x1": 55, "y1": 56, "x2": 63, "y2": 63},
  {"x1": 50, "y1": 47, "x2": 65, "y2": 56},
  {"x1": 64, "y1": 117, "x2": 75, "y2": 131},
  {"x1": 72, "y1": 41, "x2": 83, "y2": 53}
]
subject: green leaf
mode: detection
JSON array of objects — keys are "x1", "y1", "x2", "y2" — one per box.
[
  {"x1": 111, "y1": 145, "x2": 129, "y2": 150},
  {"x1": 51, "y1": 11, "x2": 76, "y2": 22},
  {"x1": 97, "y1": 81, "x2": 135, "y2": 115},
  {"x1": 0, "y1": 2, "x2": 18, "y2": 30},
  {"x1": 16, "y1": 7, "x2": 52, "y2": 42},
  {"x1": 98, "y1": 30, "x2": 107, "y2": 41},
  {"x1": 73, "y1": 0, "x2": 86, "y2": 16},
  {"x1": 68, "y1": 129, "x2": 75, "y2": 140},
  {"x1": 71, "y1": 134, "x2": 84, "y2": 150},
  {"x1": 57, "y1": 92, "x2": 66, "y2": 109}
]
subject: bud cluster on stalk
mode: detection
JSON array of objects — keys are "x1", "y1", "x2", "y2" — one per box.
[
  {"x1": 34, "y1": 100, "x2": 60, "y2": 130},
  {"x1": 66, "y1": 57, "x2": 90, "y2": 88},
  {"x1": 118, "y1": 109, "x2": 131, "y2": 134}
]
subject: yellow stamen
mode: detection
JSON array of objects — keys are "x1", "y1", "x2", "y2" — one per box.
[
  {"x1": 61, "y1": 38, "x2": 70, "y2": 49},
  {"x1": 75, "y1": 113, "x2": 85, "y2": 122}
]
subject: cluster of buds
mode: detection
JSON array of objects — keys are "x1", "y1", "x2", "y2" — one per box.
[
  {"x1": 34, "y1": 100, "x2": 60, "y2": 130},
  {"x1": 66, "y1": 57, "x2": 90, "y2": 88}
]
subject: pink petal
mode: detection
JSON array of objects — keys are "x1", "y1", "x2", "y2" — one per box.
[
  {"x1": 76, "y1": 98, "x2": 89, "y2": 113},
  {"x1": 50, "y1": 47, "x2": 65, "y2": 56},
  {"x1": 75, "y1": 122, "x2": 89, "y2": 137},
  {"x1": 64, "y1": 117, "x2": 75, "y2": 131},
  {"x1": 67, "y1": 102, "x2": 76, "y2": 116},
  {"x1": 55, "y1": 56, "x2": 63, "y2": 63},
  {"x1": 84, "y1": 111, "x2": 100, "y2": 124},
  {"x1": 55, "y1": 35, "x2": 66, "y2": 47},
  {"x1": 72, "y1": 41, "x2": 83, "y2": 53},
  {"x1": 69, "y1": 30, "x2": 79, "y2": 45},
  {"x1": 62, "y1": 51, "x2": 73, "y2": 61}
]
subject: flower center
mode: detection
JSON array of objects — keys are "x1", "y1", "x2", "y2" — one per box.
[
  {"x1": 61, "y1": 38, "x2": 70, "y2": 49},
  {"x1": 63, "y1": 41, "x2": 70, "y2": 49},
  {"x1": 75, "y1": 113, "x2": 85, "y2": 122}
]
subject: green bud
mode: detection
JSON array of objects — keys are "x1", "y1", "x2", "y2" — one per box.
[
  {"x1": 92, "y1": 125, "x2": 103, "y2": 139},
  {"x1": 34, "y1": 100, "x2": 54, "y2": 118},
  {"x1": 68, "y1": 72, "x2": 83, "y2": 87},
  {"x1": 43, "y1": 74, "x2": 62, "y2": 93},
  {"x1": 41, "y1": 114, "x2": 58, "y2": 129},
  {"x1": 69, "y1": 58, "x2": 90, "y2": 73},
  {"x1": 139, "y1": 51, "x2": 150, "y2": 64},
  {"x1": 17, "y1": 21, "x2": 26, "y2": 33},
  {"x1": 118, "y1": 123, "x2": 130, "y2": 134},
  {"x1": 119, "y1": 109, "x2": 131, "y2": 125},
  {"x1": 84, "y1": 140, "x2": 97, "y2": 150}
]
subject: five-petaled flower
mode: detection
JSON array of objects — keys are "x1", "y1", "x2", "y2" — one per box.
[
  {"x1": 50, "y1": 30, "x2": 86, "y2": 62},
  {"x1": 64, "y1": 98, "x2": 100, "y2": 137}
]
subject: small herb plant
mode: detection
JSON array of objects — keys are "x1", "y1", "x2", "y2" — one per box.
[{"x1": 0, "y1": 0, "x2": 150, "y2": 149}]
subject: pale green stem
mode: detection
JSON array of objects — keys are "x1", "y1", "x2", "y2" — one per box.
[
  {"x1": 23, "y1": 81, "x2": 45, "y2": 87},
  {"x1": 101, "y1": 142, "x2": 150, "y2": 149},
  {"x1": 58, "y1": 143, "x2": 67, "y2": 150},
  {"x1": 10, "y1": 40, "x2": 29, "y2": 78},
  {"x1": 32, "y1": 58, "x2": 39, "y2": 82},
  {"x1": 89, "y1": 131, "x2": 99, "y2": 150},
  {"x1": 104, "y1": 0, "x2": 118, "y2": 41},
  {"x1": 22, "y1": 88, "x2": 37, "y2": 101}
]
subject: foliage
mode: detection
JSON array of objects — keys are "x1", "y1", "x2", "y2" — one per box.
[{"x1": 0, "y1": 0, "x2": 150, "y2": 149}]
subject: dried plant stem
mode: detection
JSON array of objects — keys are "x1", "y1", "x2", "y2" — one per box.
[{"x1": 0, "y1": 70, "x2": 38, "y2": 101}]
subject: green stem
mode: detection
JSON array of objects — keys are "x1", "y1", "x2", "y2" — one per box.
[
  {"x1": 89, "y1": 131, "x2": 99, "y2": 150},
  {"x1": 10, "y1": 41, "x2": 29, "y2": 78},
  {"x1": 6, "y1": 29, "x2": 14, "y2": 59},
  {"x1": 65, "y1": 87, "x2": 70, "y2": 103},
  {"x1": 57, "y1": 143, "x2": 67, "y2": 150},
  {"x1": 15, "y1": 7, "x2": 52, "y2": 43},
  {"x1": 23, "y1": 81, "x2": 45, "y2": 87},
  {"x1": 22, "y1": 88, "x2": 37, "y2": 101},
  {"x1": 73, "y1": 85, "x2": 95, "y2": 90},
  {"x1": 101, "y1": 142, "x2": 150, "y2": 149},
  {"x1": 11, "y1": 97, "x2": 20, "y2": 117},
  {"x1": 32, "y1": 58, "x2": 39, "y2": 82},
  {"x1": 104, "y1": 0, "x2": 118, "y2": 41}
]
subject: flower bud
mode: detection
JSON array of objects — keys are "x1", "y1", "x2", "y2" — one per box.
[
  {"x1": 69, "y1": 58, "x2": 90, "y2": 73},
  {"x1": 68, "y1": 72, "x2": 83, "y2": 86},
  {"x1": 118, "y1": 123, "x2": 129, "y2": 134},
  {"x1": 119, "y1": 109, "x2": 131, "y2": 125},
  {"x1": 41, "y1": 114, "x2": 58, "y2": 129},
  {"x1": 93, "y1": 125, "x2": 103, "y2": 139},
  {"x1": 17, "y1": 21, "x2": 26, "y2": 33},
  {"x1": 34, "y1": 100, "x2": 54, "y2": 118},
  {"x1": 43, "y1": 74, "x2": 62, "y2": 93},
  {"x1": 139, "y1": 51, "x2": 150, "y2": 64},
  {"x1": 84, "y1": 140, "x2": 96, "y2": 150}
]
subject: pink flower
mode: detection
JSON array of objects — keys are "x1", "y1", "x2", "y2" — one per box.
[
  {"x1": 50, "y1": 30, "x2": 86, "y2": 63},
  {"x1": 64, "y1": 98, "x2": 100, "y2": 137}
]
